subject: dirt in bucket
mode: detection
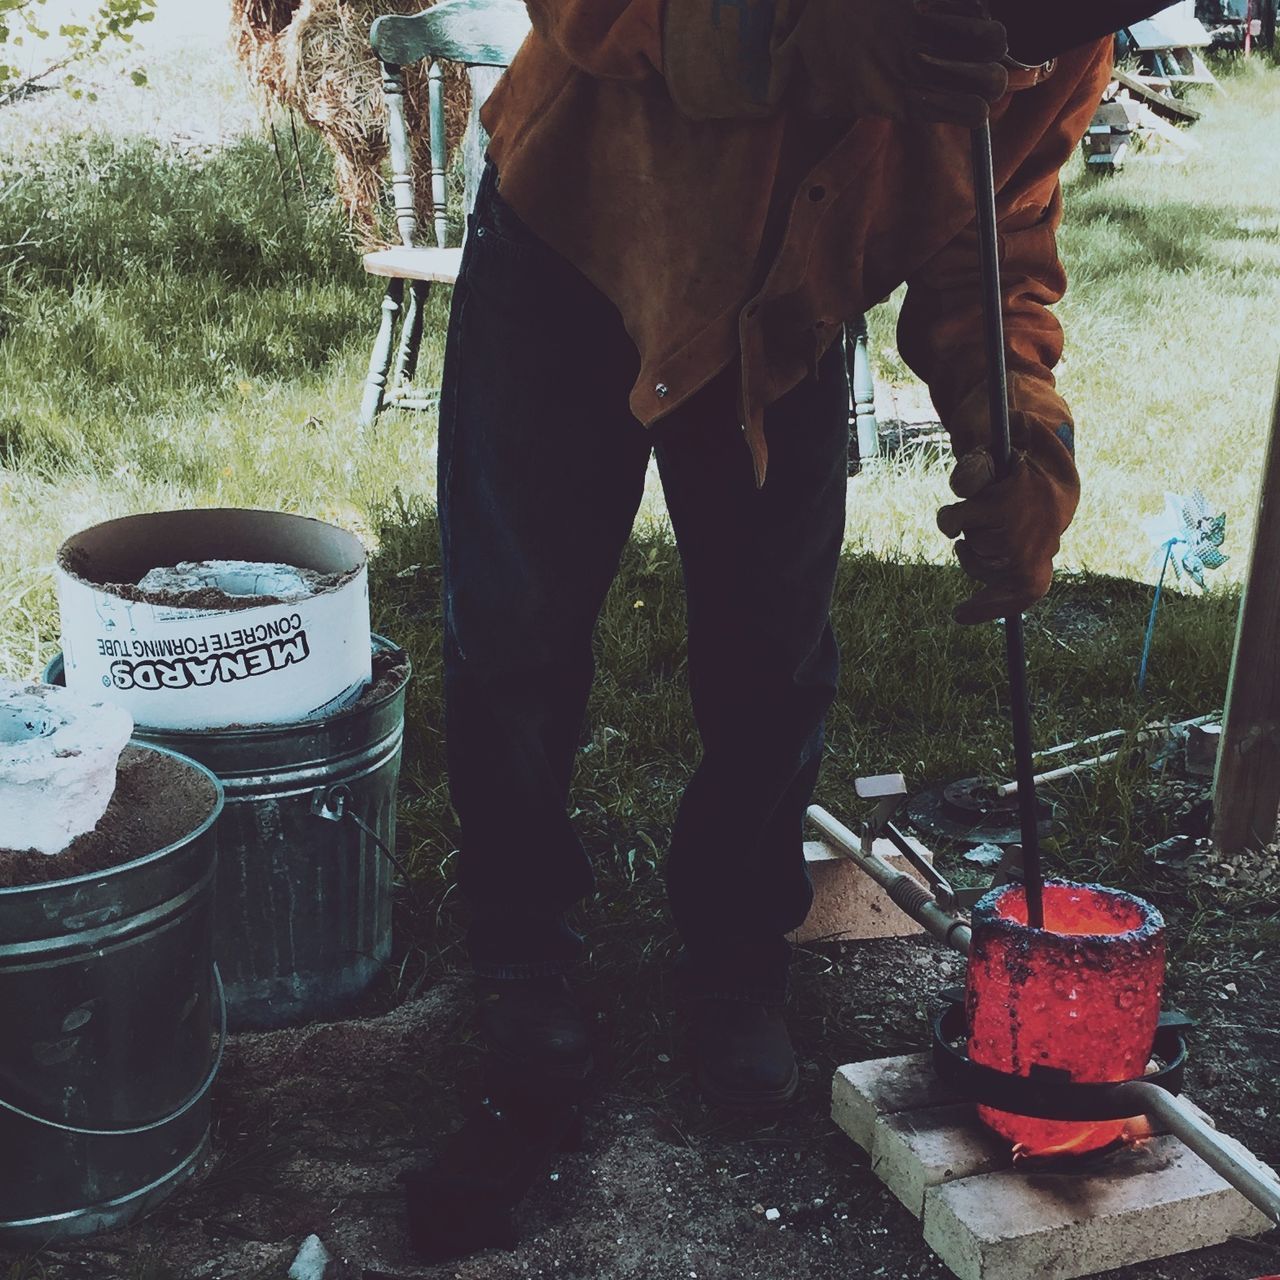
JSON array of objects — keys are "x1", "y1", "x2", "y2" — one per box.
[
  {"x1": 360, "y1": 646, "x2": 411, "y2": 705},
  {"x1": 0, "y1": 745, "x2": 217, "y2": 887},
  {"x1": 218, "y1": 645, "x2": 410, "y2": 729},
  {"x1": 58, "y1": 543, "x2": 359, "y2": 613}
]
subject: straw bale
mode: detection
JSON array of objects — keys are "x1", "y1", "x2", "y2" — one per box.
[{"x1": 232, "y1": 0, "x2": 471, "y2": 244}]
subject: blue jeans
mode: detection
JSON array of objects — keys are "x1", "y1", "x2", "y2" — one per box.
[{"x1": 438, "y1": 164, "x2": 849, "y2": 1005}]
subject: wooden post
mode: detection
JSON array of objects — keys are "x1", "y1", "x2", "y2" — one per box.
[{"x1": 1213, "y1": 358, "x2": 1280, "y2": 854}]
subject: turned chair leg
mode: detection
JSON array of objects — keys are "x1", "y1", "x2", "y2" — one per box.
[
  {"x1": 359, "y1": 277, "x2": 406, "y2": 426},
  {"x1": 845, "y1": 316, "x2": 878, "y2": 462},
  {"x1": 391, "y1": 281, "x2": 430, "y2": 397}
]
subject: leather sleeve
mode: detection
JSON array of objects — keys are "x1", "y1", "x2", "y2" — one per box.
[
  {"x1": 524, "y1": 0, "x2": 807, "y2": 117},
  {"x1": 896, "y1": 38, "x2": 1114, "y2": 456},
  {"x1": 523, "y1": 0, "x2": 667, "y2": 80}
]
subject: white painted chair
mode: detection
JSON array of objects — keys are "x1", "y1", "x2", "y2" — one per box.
[
  {"x1": 358, "y1": 0, "x2": 878, "y2": 461},
  {"x1": 359, "y1": 0, "x2": 531, "y2": 425}
]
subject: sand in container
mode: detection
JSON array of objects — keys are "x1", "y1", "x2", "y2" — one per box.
[{"x1": 57, "y1": 509, "x2": 372, "y2": 731}]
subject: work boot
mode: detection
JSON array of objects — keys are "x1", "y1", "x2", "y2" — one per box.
[
  {"x1": 691, "y1": 998, "x2": 799, "y2": 1111},
  {"x1": 476, "y1": 975, "x2": 593, "y2": 1085}
]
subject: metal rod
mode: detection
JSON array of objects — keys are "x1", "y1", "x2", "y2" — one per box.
[
  {"x1": 1137, "y1": 541, "x2": 1174, "y2": 693},
  {"x1": 996, "y1": 714, "x2": 1219, "y2": 798},
  {"x1": 1033, "y1": 726, "x2": 1128, "y2": 760},
  {"x1": 806, "y1": 805, "x2": 972, "y2": 954},
  {"x1": 970, "y1": 122, "x2": 1045, "y2": 929},
  {"x1": 1030, "y1": 714, "x2": 1217, "y2": 765},
  {"x1": 995, "y1": 749, "x2": 1123, "y2": 798},
  {"x1": 1115, "y1": 1081, "x2": 1280, "y2": 1225}
]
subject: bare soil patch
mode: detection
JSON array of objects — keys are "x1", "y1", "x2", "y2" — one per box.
[{"x1": 9, "y1": 933, "x2": 1276, "y2": 1280}]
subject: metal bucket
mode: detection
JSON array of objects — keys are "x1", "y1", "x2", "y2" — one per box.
[
  {"x1": 0, "y1": 745, "x2": 224, "y2": 1244},
  {"x1": 47, "y1": 635, "x2": 411, "y2": 1030}
]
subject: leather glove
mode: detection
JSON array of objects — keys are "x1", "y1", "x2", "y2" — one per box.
[
  {"x1": 937, "y1": 408, "x2": 1079, "y2": 625},
  {"x1": 783, "y1": 0, "x2": 1010, "y2": 128}
]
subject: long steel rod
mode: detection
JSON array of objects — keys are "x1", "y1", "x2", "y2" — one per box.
[
  {"x1": 970, "y1": 123, "x2": 1045, "y2": 928},
  {"x1": 1116, "y1": 1081, "x2": 1280, "y2": 1225},
  {"x1": 806, "y1": 805, "x2": 972, "y2": 953},
  {"x1": 1001, "y1": 714, "x2": 1218, "y2": 794}
]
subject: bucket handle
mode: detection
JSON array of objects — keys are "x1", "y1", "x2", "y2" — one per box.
[
  {"x1": 311, "y1": 784, "x2": 413, "y2": 882},
  {"x1": 0, "y1": 963, "x2": 227, "y2": 1138}
]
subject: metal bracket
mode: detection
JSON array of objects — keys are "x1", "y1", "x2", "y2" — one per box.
[
  {"x1": 852, "y1": 774, "x2": 1039, "y2": 912},
  {"x1": 856, "y1": 774, "x2": 963, "y2": 912},
  {"x1": 931, "y1": 999, "x2": 1189, "y2": 1120},
  {"x1": 310, "y1": 786, "x2": 349, "y2": 823},
  {"x1": 311, "y1": 785, "x2": 413, "y2": 883}
]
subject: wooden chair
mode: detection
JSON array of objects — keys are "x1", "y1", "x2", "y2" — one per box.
[
  {"x1": 359, "y1": 0, "x2": 531, "y2": 425},
  {"x1": 845, "y1": 316, "x2": 879, "y2": 465},
  {"x1": 360, "y1": 0, "x2": 879, "y2": 457}
]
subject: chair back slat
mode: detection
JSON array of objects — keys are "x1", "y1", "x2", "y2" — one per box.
[
  {"x1": 371, "y1": 0, "x2": 530, "y2": 68},
  {"x1": 372, "y1": 1, "x2": 530, "y2": 250},
  {"x1": 429, "y1": 61, "x2": 448, "y2": 248},
  {"x1": 382, "y1": 62, "x2": 419, "y2": 247}
]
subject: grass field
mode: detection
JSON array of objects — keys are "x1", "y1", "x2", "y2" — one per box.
[
  {"x1": 2, "y1": 36, "x2": 1280, "y2": 1280},
  {"x1": 856, "y1": 56, "x2": 1280, "y2": 576},
  {"x1": 0, "y1": 40, "x2": 1276, "y2": 870},
  {"x1": 2, "y1": 54, "x2": 1278, "y2": 685},
  {"x1": 0, "y1": 40, "x2": 1275, "y2": 823}
]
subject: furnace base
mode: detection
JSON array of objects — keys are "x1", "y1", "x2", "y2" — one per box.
[{"x1": 832, "y1": 1053, "x2": 1273, "y2": 1280}]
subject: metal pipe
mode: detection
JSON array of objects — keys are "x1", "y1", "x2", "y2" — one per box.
[
  {"x1": 806, "y1": 805, "x2": 972, "y2": 954},
  {"x1": 996, "y1": 748, "x2": 1125, "y2": 798},
  {"x1": 1033, "y1": 725, "x2": 1128, "y2": 760},
  {"x1": 1114, "y1": 1081, "x2": 1280, "y2": 1226},
  {"x1": 997, "y1": 715, "x2": 1218, "y2": 798},
  {"x1": 809, "y1": 802, "x2": 1280, "y2": 1224},
  {"x1": 970, "y1": 122, "x2": 1045, "y2": 928}
]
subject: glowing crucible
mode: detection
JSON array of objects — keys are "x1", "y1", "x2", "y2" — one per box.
[{"x1": 965, "y1": 879, "x2": 1166, "y2": 1157}]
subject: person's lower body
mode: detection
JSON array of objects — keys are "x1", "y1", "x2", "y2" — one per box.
[{"x1": 438, "y1": 163, "x2": 849, "y2": 1104}]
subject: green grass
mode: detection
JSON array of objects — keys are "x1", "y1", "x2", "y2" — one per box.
[
  {"x1": 0, "y1": 53, "x2": 1275, "y2": 879},
  {"x1": 3, "y1": 58, "x2": 1278, "y2": 688},
  {"x1": 0, "y1": 46, "x2": 1276, "y2": 1055},
  {"x1": 374, "y1": 503, "x2": 1243, "y2": 984},
  {"x1": 2, "y1": 51, "x2": 1280, "y2": 1280},
  {"x1": 0, "y1": 122, "x2": 452, "y2": 681}
]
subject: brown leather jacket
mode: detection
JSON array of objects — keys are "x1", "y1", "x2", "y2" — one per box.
[{"x1": 481, "y1": 1, "x2": 1113, "y2": 483}]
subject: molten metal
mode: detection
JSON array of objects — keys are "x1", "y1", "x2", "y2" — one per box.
[{"x1": 965, "y1": 880, "x2": 1166, "y2": 1157}]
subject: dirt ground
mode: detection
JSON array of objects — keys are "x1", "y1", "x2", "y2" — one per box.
[{"x1": 10, "y1": 922, "x2": 1278, "y2": 1280}]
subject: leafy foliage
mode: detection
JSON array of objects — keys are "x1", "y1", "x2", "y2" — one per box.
[{"x1": 0, "y1": 0, "x2": 156, "y2": 101}]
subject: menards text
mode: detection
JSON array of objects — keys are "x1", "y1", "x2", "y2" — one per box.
[
  {"x1": 95, "y1": 612, "x2": 305, "y2": 659},
  {"x1": 108, "y1": 630, "x2": 311, "y2": 691}
]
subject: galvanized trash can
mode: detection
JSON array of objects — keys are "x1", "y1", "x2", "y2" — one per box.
[
  {"x1": 0, "y1": 745, "x2": 223, "y2": 1244},
  {"x1": 48, "y1": 635, "x2": 411, "y2": 1030}
]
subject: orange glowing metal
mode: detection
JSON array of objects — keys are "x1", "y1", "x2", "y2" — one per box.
[
  {"x1": 965, "y1": 881, "x2": 1166, "y2": 1158},
  {"x1": 1123, "y1": 1115, "x2": 1157, "y2": 1143}
]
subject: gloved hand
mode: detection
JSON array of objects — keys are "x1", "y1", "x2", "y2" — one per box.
[
  {"x1": 783, "y1": 0, "x2": 1010, "y2": 128},
  {"x1": 937, "y1": 410, "x2": 1079, "y2": 624}
]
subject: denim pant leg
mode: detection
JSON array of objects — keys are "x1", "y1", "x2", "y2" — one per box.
[
  {"x1": 439, "y1": 166, "x2": 653, "y2": 977},
  {"x1": 655, "y1": 345, "x2": 850, "y2": 1004}
]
